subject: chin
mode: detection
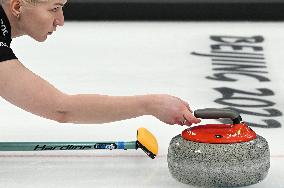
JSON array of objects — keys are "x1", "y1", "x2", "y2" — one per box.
[{"x1": 30, "y1": 35, "x2": 48, "y2": 42}]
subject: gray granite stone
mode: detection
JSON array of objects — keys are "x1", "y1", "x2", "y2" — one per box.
[{"x1": 167, "y1": 134, "x2": 270, "y2": 187}]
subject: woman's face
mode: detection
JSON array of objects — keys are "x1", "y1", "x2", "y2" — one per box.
[{"x1": 19, "y1": 0, "x2": 66, "y2": 42}]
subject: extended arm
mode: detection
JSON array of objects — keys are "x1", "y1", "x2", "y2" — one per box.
[{"x1": 0, "y1": 60, "x2": 200, "y2": 125}]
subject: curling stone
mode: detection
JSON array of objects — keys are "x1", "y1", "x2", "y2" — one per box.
[{"x1": 167, "y1": 108, "x2": 270, "y2": 187}]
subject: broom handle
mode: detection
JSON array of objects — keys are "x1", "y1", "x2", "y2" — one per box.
[{"x1": 0, "y1": 141, "x2": 137, "y2": 151}]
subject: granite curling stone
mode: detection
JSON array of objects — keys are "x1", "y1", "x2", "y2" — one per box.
[{"x1": 167, "y1": 108, "x2": 270, "y2": 187}]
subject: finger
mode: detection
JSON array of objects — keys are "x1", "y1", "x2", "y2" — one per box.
[
  {"x1": 174, "y1": 97, "x2": 193, "y2": 113},
  {"x1": 182, "y1": 100, "x2": 192, "y2": 113},
  {"x1": 188, "y1": 107, "x2": 193, "y2": 113},
  {"x1": 184, "y1": 120, "x2": 193, "y2": 127},
  {"x1": 177, "y1": 116, "x2": 192, "y2": 127},
  {"x1": 183, "y1": 113, "x2": 201, "y2": 124},
  {"x1": 174, "y1": 120, "x2": 184, "y2": 126}
]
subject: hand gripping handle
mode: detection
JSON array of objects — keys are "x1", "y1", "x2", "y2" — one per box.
[{"x1": 194, "y1": 108, "x2": 242, "y2": 124}]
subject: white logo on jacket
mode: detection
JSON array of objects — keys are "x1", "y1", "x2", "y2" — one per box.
[
  {"x1": 1, "y1": 19, "x2": 8, "y2": 37},
  {"x1": 0, "y1": 41, "x2": 8, "y2": 47}
]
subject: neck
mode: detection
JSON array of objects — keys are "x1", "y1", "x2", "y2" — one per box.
[{"x1": 2, "y1": 4, "x2": 25, "y2": 38}]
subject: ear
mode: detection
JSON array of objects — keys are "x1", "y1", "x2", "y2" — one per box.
[{"x1": 9, "y1": 0, "x2": 22, "y2": 18}]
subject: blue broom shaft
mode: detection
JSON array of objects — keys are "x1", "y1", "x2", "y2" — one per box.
[{"x1": 0, "y1": 141, "x2": 137, "y2": 151}]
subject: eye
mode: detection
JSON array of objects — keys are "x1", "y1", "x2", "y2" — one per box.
[{"x1": 51, "y1": 7, "x2": 60, "y2": 12}]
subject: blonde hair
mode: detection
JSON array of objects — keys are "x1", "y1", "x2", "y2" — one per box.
[{"x1": 1, "y1": 0, "x2": 52, "y2": 5}]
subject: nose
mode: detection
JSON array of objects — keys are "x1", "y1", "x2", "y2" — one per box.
[{"x1": 54, "y1": 10, "x2": 65, "y2": 27}]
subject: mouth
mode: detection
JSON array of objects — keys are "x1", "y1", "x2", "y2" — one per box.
[{"x1": 47, "y1": 32, "x2": 53, "y2": 35}]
